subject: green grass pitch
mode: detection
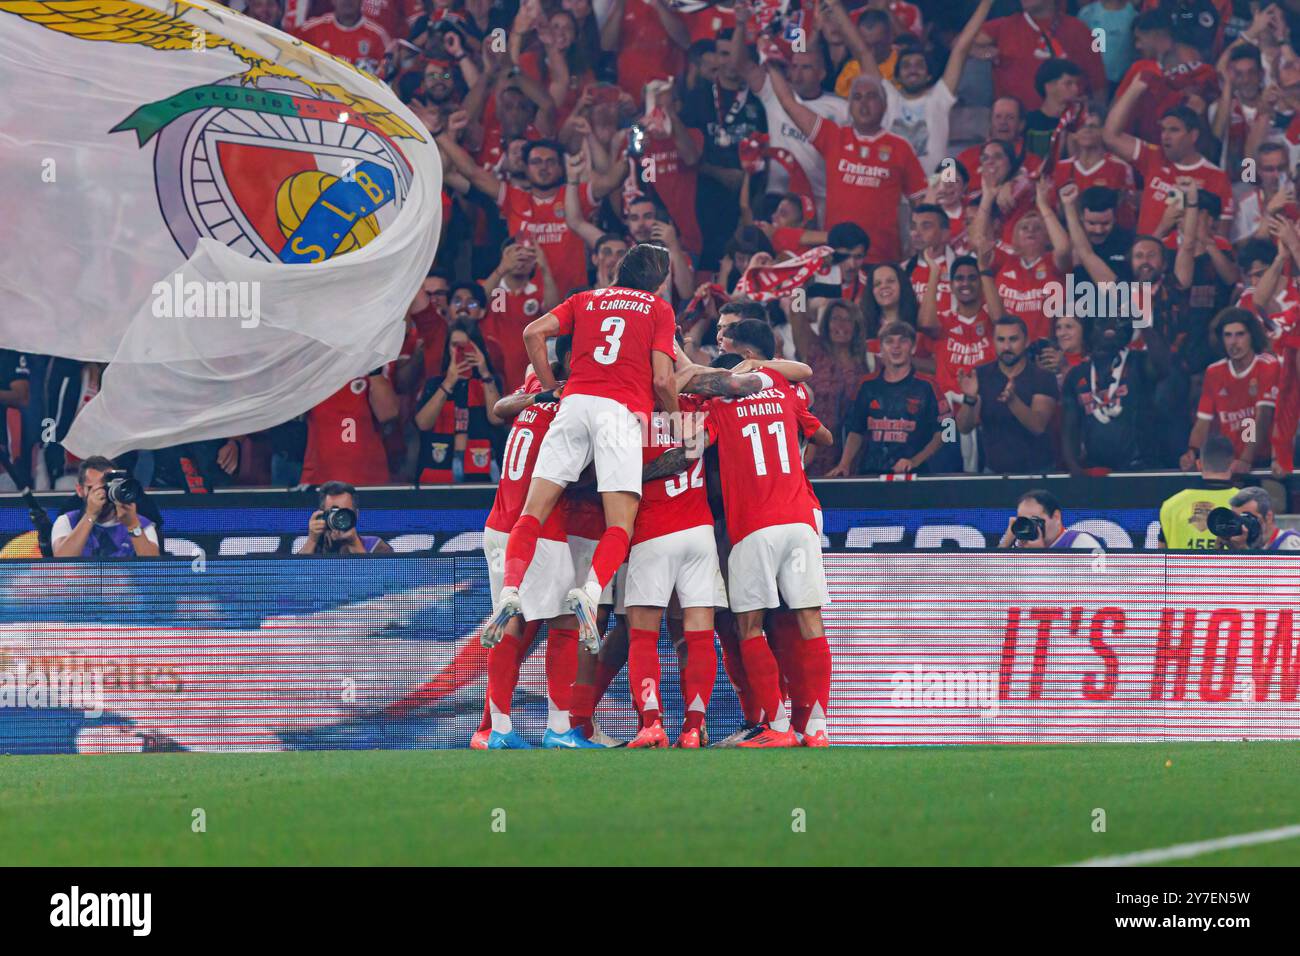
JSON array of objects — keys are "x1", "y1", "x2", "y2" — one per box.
[{"x1": 3, "y1": 743, "x2": 1299, "y2": 866}]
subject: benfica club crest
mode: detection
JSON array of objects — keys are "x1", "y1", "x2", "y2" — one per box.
[
  {"x1": 879, "y1": 146, "x2": 891, "y2": 162},
  {"x1": 113, "y1": 77, "x2": 414, "y2": 263},
  {"x1": 905, "y1": 397, "x2": 921, "y2": 415},
  {"x1": 472, "y1": 448, "x2": 490, "y2": 469}
]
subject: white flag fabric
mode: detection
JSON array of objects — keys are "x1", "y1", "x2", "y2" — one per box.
[{"x1": 0, "y1": 0, "x2": 441, "y2": 458}]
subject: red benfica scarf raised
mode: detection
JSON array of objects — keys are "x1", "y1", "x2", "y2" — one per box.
[
  {"x1": 740, "y1": 132, "x2": 817, "y2": 223},
  {"x1": 419, "y1": 377, "x2": 493, "y2": 485},
  {"x1": 734, "y1": 245, "x2": 833, "y2": 302},
  {"x1": 1034, "y1": 101, "x2": 1084, "y2": 179}
]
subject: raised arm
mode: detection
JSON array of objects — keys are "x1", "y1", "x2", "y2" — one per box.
[
  {"x1": 765, "y1": 61, "x2": 820, "y2": 139},
  {"x1": 941, "y1": 0, "x2": 995, "y2": 93},
  {"x1": 437, "y1": 111, "x2": 503, "y2": 199},
  {"x1": 1059, "y1": 183, "x2": 1117, "y2": 283},
  {"x1": 1035, "y1": 179, "x2": 1072, "y2": 273},
  {"x1": 1103, "y1": 74, "x2": 1147, "y2": 162}
]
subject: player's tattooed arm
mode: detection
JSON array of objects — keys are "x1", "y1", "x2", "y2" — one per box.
[
  {"x1": 680, "y1": 368, "x2": 766, "y2": 397},
  {"x1": 732, "y1": 357, "x2": 813, "y2": 382},
  {"x1": 643, "y1": 446, "x2": 691, "y2": 481}
]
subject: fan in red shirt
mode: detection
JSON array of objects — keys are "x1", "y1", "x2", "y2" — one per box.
[
  {"x1": 606, "y1": 0, "x2": 687, "y2": 97},
  {"x1": 1104, "y1": 74, "x2": 1233, "y2": 239},
  {"x1": 634, "y1": 92, "x2": 706, "y2": 257},
  {"x1": 978, "y1": 179, "x2": 1072, "y2": 342},
  {"x1": 1264, "y1": 305, "x2": 1300, "y2": 476},
  {"x1": 484, "y1": 244, "x2": 679, "y2": 653},
  {"x1": 956, "y1": 97, "x2": 1043, "y2": 185},
  {"x1": 972, "y1": 0, "x2": 1105, "y2": 111},
  {"x1": 918, "y1": 255, "x2": 997, "y2": 402},
  {"x1": 1183, "y1": 309, "x2": 1280, "y2": 473},
  {"x1": 657, "y1": 320, "x2": 833, "y2": 748},
  {"x1": 481, "y1": 238, "x2": 561, "y2": 393},
  {"x1": 294, "y1": 0, "x2": 394, "y2": 76},
  {"x1": 1050, "y1": 110, "x2": 1137, "y2": 226},
  {"x1": 299, "y1": 370, "x2": 399, "y2": 488},
  {"x1": 767, "y1": 65, "x2": 925, "y2": 263}
]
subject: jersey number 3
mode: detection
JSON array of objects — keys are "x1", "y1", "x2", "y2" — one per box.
[{"x1": 592, "y1": 316, "x2": 626, "y2": 365}]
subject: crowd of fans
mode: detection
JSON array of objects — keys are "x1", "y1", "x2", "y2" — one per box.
[{"x1": 5, "y1": 0, "x2": 1300, "y2": 495}]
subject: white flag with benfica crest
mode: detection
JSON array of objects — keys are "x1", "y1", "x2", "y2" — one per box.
[{"x1": 0, "y1": 0, "x2": 441, "y2": 458}]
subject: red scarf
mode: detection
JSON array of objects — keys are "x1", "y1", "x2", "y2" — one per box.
[
  {"x1": 734, "y1": 246, "x2": 833, "y2": 302},
  {"x1": 419, "y1": 377, "x2": 493, "y2": 485}
]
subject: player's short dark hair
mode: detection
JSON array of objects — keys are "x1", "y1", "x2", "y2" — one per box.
[
  {"x1": 950, "y1": 255, "x2": 980, "y2": 277},
  {"x1": 720, "y1": 301, "x2": 769, "y2": 322},
  {"x1": 711, "y1": 352, "x2": 744, "y2": 370},
  {"x1": 827, "y1": 221, "x2": 870, "y2": 252},
  {"x1": 522, "y1": 139, "x2": 565, "y2": 165},
  {"x1": 1213, "y1": 307, "x2": 1269, "y2": 354},
  {"x1": 554, "y1": 334, "x2": 573, "y2": 373},
  {"x1": 77, "y1": 456, "x2": 117, "y2": 485},
  {"x1": 615, "y1": 242, "x2": 672, "y2": 292},
  {"x1": 1034, "y1": 58, "x2": 1084, "y2": 99},
  {"x1": 1201, "y1": 433, "x2": 1236, "y2": 473},
  {"x1": 1229, "y1": 43, "x2": 1263, "y2": 68},
  {"x1": 1081, "y1": 186, "x2": 1119, "y2": 213},
  {"x1": 449, "y1": 281, "x2": 487, "y2": 309},
  {"x1": 911, "y1": 203, "x2": 949, "y2": 228},
  {"x1": 1160, "y1": 105, "x2": 1200, "y2": 132},
  {"x1": 879, "y1": 320, "x2": 916, "y2": 343},
  {"x1": 318, "y1": 480, "x2": 358, "y2": 508},
  {"x1": 723, "y1": 318, "x2": 776, "y2": 359},
  {"x1": 995, "y1": 314, "x2": 1029, "y2": 339},
  {"x1": 1236, "y1": 237, "x2": 1276, "y2": 271},
  {"x1": 1018, "y1": 489, "x2": 1062, "y2": 518}
]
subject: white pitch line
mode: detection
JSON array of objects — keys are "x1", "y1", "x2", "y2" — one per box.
[{"x1": 1067, "y1": 823, "x2": 1300, "y2": 867}]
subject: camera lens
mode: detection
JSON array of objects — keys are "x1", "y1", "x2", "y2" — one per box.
[
  {"x1": 325, "y1": 507, "x2": 357, "y2": 533},
  {"x1": 1206, "y1": 507, "x2": 1242, "y2": 539},
  {"x1": 1011, "y1": 516, "x2": 1042, "y2": 542}
]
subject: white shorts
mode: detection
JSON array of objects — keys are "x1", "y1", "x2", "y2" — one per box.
[
  {"x1": 568, "y1": 535, "x2": 615, "y2": 605},
  {"x1": 483, "y1": 527, "x2": 570, "y2": 622},
  {"x1": 625, "y1": 524, "x2": 728, "y2": 609},
  {"x1": 727, "y1": 522, "x2": 829, "y2": 613},
  {"x1": 532, "y1": 394, "x2": 644, "y2": 495}
]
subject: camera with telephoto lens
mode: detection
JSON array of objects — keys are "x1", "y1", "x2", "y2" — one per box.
[
  {"x1": 1207, "y1": 507, "x2": 1262, "y2": 545},
  {"x1": 1011, "y1": 515, "x2": 1047, "y2": 542},
  {"x1": 324, "y1": 507, "x2": 357, "y2": 533},
  {"x1": 103, "y1": 469, "x2": 142, "y2": 506}
]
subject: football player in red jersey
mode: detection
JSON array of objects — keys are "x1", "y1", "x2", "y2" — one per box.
[
  {"x1": 484, "y1": 244, "x2": 680, "y2": 652},
  {"x1": 648, "y1": 321, "x2": 834, "y2": 747},
  {"x1": 1183, "y1": 308, "x2": 1280, "y2": 474}
]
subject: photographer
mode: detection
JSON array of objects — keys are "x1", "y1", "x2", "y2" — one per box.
[
  {"x1": 297, "y1": 481, "x2": 393, "y2": 556},
  {"x1": 1209, "y1": 487, "x2": 1300, "y2": 551},
  {"x1": 50, "y1": 456, "x2": 159, "y2": 558},
  {"x1": 998, "y1": 489, "x2": 1103, "y2": 550}
]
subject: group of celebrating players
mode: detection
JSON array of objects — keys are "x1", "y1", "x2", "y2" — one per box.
[{"x1": 474, "y1": 242, "x2": 834, "y2": 748}]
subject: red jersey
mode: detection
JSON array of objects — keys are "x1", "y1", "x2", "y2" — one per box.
[
  {"x1": 616, "y1": 0, "x2": 685, "y2": 97},
  {"x1": 300, "y1": 374, "x2": 392, "y2": 487},
  {"x1": 1131, "y1": 142, "x2": 1232, "y2": 237},
  {"x1": 1196, "y1": 354, "x2": 1281, "y2": 461},
  {"x1": 703, "y1": 370, "x2": 821, "y2": 544},
  {"x1": 682, "y1": 5, "x2": 736, "y2": 41},
  {"x1": 995, "y1": 255, "x2": 1062, "y2": 341},
  {"x1": 957, "y1": 142, "x2": 1041, "y2": 186},
  {"x1": 981, "y1": 12, "x2": 1105, "y2": 111},
  {"x1": 500, "y1": 182, "x2": 596, "y2": 297},
  {"x1": 295, "y1": 16, "x2": 393, "y2": 76},
  {"x1": 640, "y1": 129, "x2": 705, "y2": 255},
  {"x1": 487, "y1": 385, "x2": 568, "y2": 542},
  {"x1": 632, "y1": 409, "x2": 715, "y2": 546},
  {"x1": 1267, "y1": 307, "x2": 1300, "y2": 471},
  {"x1": 565, "y1": 484, "x2": 606, "y2": 540},
  {"x1": 811, "y1": 120, "x2": 926, "y2": 263},
  {"x1": 286, "y1": 0, "x2": 409, "y2": 39},
  {"x1": 1115, "y1": 59, "x2": 1220, "y2": 147},
  {"x1": 482, "y1": 277, "x2": 546, "y2": 393},
  {"x1": 927, "y1": 307, "x2": 995, "y2": 399},
  {"x1": 1051, "y1": 154, "x2": 1137, "y2": 226},
  {"x1": 551, "y1": 287, "x2": 678, "y2": 418}
]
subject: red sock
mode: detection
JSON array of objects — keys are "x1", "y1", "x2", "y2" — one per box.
[
  {"x1": 503, "y1": 514, "x2": 542, "y2": 589},
  {"x1": 718, "y1": 624, "x2": 761, "y2": 725},
  {"x1": 627, "y1": 628, "x2": 662, "y2": 727},
  {"x1": 486, "y1": 632, "x2": 528, "y2": 721},
  {"x1": 569, "y1": 683, "x2": 596, "y2": 735},
  {"x1": 587, "y1": 526, "x2": 630, "y2": 591},
  {"x1": 797, "y1": 636, "x2": 832, "y2": 733},
  {"x1": 767, "y1": 613, "x2": 799, "y2": 705},
  {"x1": 739, "y1": 636, "x2": 786, "y2": 730},
  {"x1": 545, "y1": 627, "x2": 579, "y2": 715},
  {"x1": 681, "y1": 629, "x2": 716, "y2": 732}
]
